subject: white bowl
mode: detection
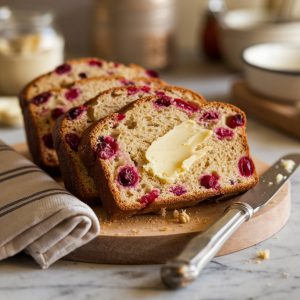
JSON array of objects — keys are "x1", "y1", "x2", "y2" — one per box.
[
  {"x1": 242, "y1": 43, "x2": 300, "y2": 102},
  {"x1": 219, "y1": 9, "x2": 300, "y2": 70}
]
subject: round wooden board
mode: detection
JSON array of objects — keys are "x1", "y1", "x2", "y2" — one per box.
[{"x1": 14, "y1": 143, "x2": 291, "y2": 264}]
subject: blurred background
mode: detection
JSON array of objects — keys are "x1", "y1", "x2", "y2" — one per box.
[
  {"x1": 0, "y1": 0, "x2": 300, "y2": 140},
  {"x1": 2, "y1": 0, "x2": 299, "y2": 63}
]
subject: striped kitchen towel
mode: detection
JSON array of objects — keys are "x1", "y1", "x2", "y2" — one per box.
[{"x1": 0, "y1": 140, "x2": 100, "y2": 268}]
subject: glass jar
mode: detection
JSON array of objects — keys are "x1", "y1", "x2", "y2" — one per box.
[
  {"x1": 92, "y1": 0, "x2": 175, "y2": 70},
  {"x1": 0, "y1": 7, "x2": 64, "y2": 95}
]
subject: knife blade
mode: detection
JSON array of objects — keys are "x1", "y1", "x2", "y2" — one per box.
[
  {"x1": 238, "y1": 153, "x2": 300, "y2": 212},
  {"x1": 161, "y1": 153, "x2": 300, "y2": 289}
]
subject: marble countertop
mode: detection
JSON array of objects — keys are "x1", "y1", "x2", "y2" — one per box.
[{"x1": 0, "y1": 61, "x2": 300, "y2": 300}]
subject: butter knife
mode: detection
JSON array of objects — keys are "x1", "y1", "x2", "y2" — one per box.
[{"x1": 161, "y1": 153, "x2": 300, "y2": 289}]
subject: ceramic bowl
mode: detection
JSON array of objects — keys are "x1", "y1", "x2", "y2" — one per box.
[
  {"x1": 242, "y1": 43, "x2": 300, "y2": 102},
  {"x1": 218, "y1": 9, "x2": 300, "y2": 71}
]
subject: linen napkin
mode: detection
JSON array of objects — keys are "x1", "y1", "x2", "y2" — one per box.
[{"x1": 0, "y1": 140, "x2": 100, "y2": 268}]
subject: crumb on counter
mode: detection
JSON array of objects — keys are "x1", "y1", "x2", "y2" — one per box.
[
  {"x1": 173, "y1": 209, "x2": 179, "y2": 219},
  {"x1": 159, "y1": 226, "x2": 169, "y2": 232},
  {"x1": 173, "y1": 209, "x2": 190, "y2": 224},
  {"x1": 281, "y1": 159, "x2": 295, "y2": 173},
  {"x1": 130, "y1": 229, "x2": 140, "y2": 235},
  {"x1": 257, "y1": 249, "x2": 270, "y2": 260},
  {"x1": 282, "y1": 272, "x2": 290, "y2": 279},
  {"x1": 159, "y1": 207, "x2": 167, "y2": 218},
  {"x1": 268, "y1": 182, "x2": 273, "y2": 186}
]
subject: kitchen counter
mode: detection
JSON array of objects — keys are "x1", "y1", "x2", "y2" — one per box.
[{"x1": 0, "y1": 61, "x2": 300, "y2": 300}]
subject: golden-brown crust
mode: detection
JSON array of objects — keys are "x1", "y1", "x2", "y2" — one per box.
[
  {"x1": 52, "y1": 115, "x2": 100, "y2": 205},
  {"x1": 20, "y1": 57, "x2": 149, "y2": 103},
  {"x1": 79, "y1": 96, "x2": 258, "y2": 218}
]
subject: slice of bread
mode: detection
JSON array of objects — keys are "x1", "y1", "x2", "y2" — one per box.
[
  {"x1": 20, "y1": 57, "x2": 157, "y2": 109},
  {"x1": 79, "y1": 96, "x2": 258, "y2": 217},
  {"x1": 53, "y1": 86, "x2": 206, "y2": 205},
  {"x1": 23, "y1": 76, "x2": 164, "y2": 172}
]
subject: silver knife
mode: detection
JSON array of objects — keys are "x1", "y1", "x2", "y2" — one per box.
[{"x1": 161, "y1": 153, "x2": 300, "y2": 289}]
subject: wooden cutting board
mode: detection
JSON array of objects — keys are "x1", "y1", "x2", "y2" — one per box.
[
  {"x1": 14, "y1": 143, "x2": 291, "y2": 264},
  {"x1": 231, "y1": 80, "x2": 300, "y2": 140}
]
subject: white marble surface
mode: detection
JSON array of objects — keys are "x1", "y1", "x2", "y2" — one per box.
[{"x1": 0, "y1": 61, "x2": 300, "y2": 300}]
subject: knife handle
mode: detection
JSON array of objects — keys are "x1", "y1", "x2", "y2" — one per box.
[{"x1": 161, "y1": 202, "x2": 254, "y2": 289}]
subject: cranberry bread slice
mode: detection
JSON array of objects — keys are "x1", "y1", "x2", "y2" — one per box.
[
  {"x1": 23, "y1": 76, "x2": 164, "y2": 173},
  {"x1": 20, "y1": 57, "x2": 158, "y2": 109},
  {"x1": 54, "y1": 86, "x2": 206, "y2": 204},
  {"x1": 79, "y1": 96, "x2": 258, "y2": 217}
]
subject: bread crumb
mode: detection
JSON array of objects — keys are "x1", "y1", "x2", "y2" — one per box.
[
  {"x1": 281, "y1": 159, "x2": 295, "y2": 173},
  {"x1": 282, "y1": 272, "x2": 290, "y2": 279},
  {"x1": 173, "y1": 209, "x2": 179, "y2": 219},
  {"x1": 173, "y1": 209, "x2": 190, "y2": 224},
  {"x1": 268, "y1": 182, "x2": 273, "y2": 186},
  {"x1": 159, "y1": 207, "x2": 167, "y2": 218},
  {"x1": 159, "y1": 226, "x2": 169, "y2": 232},
  {"x1": 276, "y1": 174, "x2": 284, "y2": 183},
  {"x1": 130, "y1": 229, "x2": 140, "y2": 235},
  {"x1": 257, "y1": 249, "x2": 270, "y2": 260},
  {"x1": 179, "y1": 210, "x2": 190, "y2": 224}
]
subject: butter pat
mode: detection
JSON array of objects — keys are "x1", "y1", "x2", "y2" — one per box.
[{"x1": 144, "y1": 120, "x2": 212, "y2": 182}]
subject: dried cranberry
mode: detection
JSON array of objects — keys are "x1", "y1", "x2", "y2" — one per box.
[
  {"x1": 200, "y1": 110, "x2": 220, "y2": 122},
  {"x1": 120, "y1": 79, "x2": 134, "y2": 86},
  {"x1": 116, "y1": 113, "x2": 126, "y2": 122},
  {"x1": 238, "y1": 156, "x2": 255, "y2": 177},
  {"x1": 140, "y1": 85, "x2": 151, "y2": 93},
  {"x1": 51, "y1": 108, "x2": 64, "y2": 119},
  {"x1": 117, "y1": 166, "x2": 139, "y2": 187},
  {"x1": 88, "y1": 59, "x2": 103, "y2": 67},
  {"x1": 65, "y1": 133, "x2": 80, "y2": 151},
  {"x1": 155, "y1": 91, "x2": 166, "y2": 97},
  {"x1": 127, "y1": 86, "x2": 139, "y2": 95},
  {"x1": 146, "y1": 69, "x2": 159, "y2": 78},
  {"x1": 32, "y1": 92, "x2": 51, "y2": 106},
  {"x1": 154, "y1": 96, "x2": 172, "y2": 107},
  {"x1": 96, "y1": 136, "x2": 118, "y2": 159},
  {"x1": 174, "y1": 98, "x2": 199, "y2": 113},
  {"x1": 78, "y1": 72, "x2": 87, "y2": 79},
  {"x1": 65, "y1": 88, "x2": 80, "y2": 101},
  {"x1": 226, "y1": 114, "x2": 245, "y2": 129},
  {"x1": 55, "y1": 63, "x2": 71, "y2": 75},
  {"x1": 215, "y1": 127, "x2": 234, "y2": 140},
  {"x1": 67, "y1": 106, "x2": 86, "y2": 120},
  {"x1": 42, "y1": 133, "x2": 54, "y2": 149},
  {"x1": 200, "y1": 173, "x2": 220, "y2": 189},
  {"x1": 140, "y1": 189, "x2": 160, "y2": 207},
  {"x1": 170, "y1": 185, "x2": 187, "y2": 196}
]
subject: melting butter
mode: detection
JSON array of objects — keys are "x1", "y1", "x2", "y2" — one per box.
[{"x1": 144, "y1": 120, "x2": 212, "y2": 182}]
